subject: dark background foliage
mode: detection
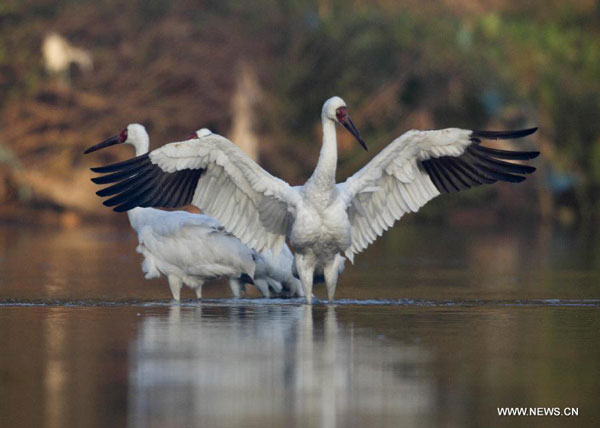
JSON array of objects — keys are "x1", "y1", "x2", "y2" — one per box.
[{"x1": 0, "y1": 0, "x2": 598, "y2": 224}]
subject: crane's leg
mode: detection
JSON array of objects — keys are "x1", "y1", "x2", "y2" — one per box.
[
  {"x1": 228, "y1": 279, "x2": 242, "y2": 298},
  {"x1": 295, "y1": 253, "x2": 315, "y2": 304},
  {"x1": 254, "y1": 279, "x2": 270, "y2": 298},
  {"x1": 267, "y1": 279, "x2": 283, "y2": 296},
  {"x1": 192, "y1": 280, "x2": 204, "y2": 300},
  {"x1": 167, "y1": 275, "x2": 183, "y2": 301},
  {"x1": 324, "y1": 254, "x2": 344, "y2": 302},
  {"x1": 289, "y1": 277, "x2": 305, "y2": 298},
  {"x1": 183, "y1": 278, "x2": 204, "y2": 300}
]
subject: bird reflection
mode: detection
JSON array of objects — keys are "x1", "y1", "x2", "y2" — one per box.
[{"x1": 128, "y1": 304, "x2": 433, "y2": 428}]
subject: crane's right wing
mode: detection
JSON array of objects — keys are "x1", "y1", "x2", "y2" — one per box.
[
  {"x1": 337, "y1": 127, "x2": 539, "y2": 261},
  {"x1": 90, "y1": 133, "x2": 301, "y2": 254}
]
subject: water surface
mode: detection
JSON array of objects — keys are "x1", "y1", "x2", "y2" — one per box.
[{"x1": 0, "y1": 222, "x2": 599, "y2": 427}]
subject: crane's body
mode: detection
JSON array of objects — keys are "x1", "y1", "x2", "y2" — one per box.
[
  {"x1": 88, "y1": 97, "x2": 539, "y2": 303},
  {"x1": 291, "y1": 177, "x2": 351, "y2": 299},
  {"x1": 129, "y1": 207, "x2": 255, "y2": 300}
]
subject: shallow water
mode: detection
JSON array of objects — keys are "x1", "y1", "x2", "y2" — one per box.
[{"x1": 1, "y1": 222, "x2": 599, "y2": 427}]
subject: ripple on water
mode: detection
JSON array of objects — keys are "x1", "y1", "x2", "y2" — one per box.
[{"x1": 0, "y1": 298, "x2": 599, "y2": 308}]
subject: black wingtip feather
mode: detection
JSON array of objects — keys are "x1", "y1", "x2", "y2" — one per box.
[
  {"x1": 97, "y1": 167, "x2": 204, "y2": 212},
  {"x1": 421, "y1": 128, "x2": 538, "y2": 194},
  {"x1": 471, "y1": 127, "x2": 538, "y2": 140},
  {"x1": 88, "y1": 143, "x2": 205, "y2": 212},
  {"x1": 438, "y1": 157, "x2": 474, "y2": 190},
  {"x1": 103, "y1": 173, "x2": 159, "y2": 207},
  {"x1": 90, "y1": 153, "x2": 149, "y2": 173},
  {"x1": 466, "y1": 147, "x2": 537, "y2": 175},
  {"x1": 91, "y1": 161, "x2": 152, "y2": 185},
  {"x1": 471, "y1": 145, "x2": 540, "y2": 161}
]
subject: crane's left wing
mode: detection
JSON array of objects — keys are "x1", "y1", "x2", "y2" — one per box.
[
  {"x1": 337, "y1": 127, "x2": 538, "y2": 262},
  {"x1": 90, "y1": 133, "x2": 300, "y2": 254}
]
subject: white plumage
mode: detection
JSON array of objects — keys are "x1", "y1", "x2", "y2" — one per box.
[
  {"x1": 86, "y1": 124, "x2": 303, "y2": 300},
  {"x1": 90, "y1": 97, "x2": 538, "y2": 303},
  {"x1": 130, "y1": 207, "x2": 256, "y2": 300},
  {"x1": 255, "y1": 245, "x2": 304, "y2": 299},
  {"x1": 338, "y1": 128, "x2": 467, "y2": 260}
]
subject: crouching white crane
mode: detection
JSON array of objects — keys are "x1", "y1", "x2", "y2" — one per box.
[
  {"x1": 85, "y1": 125, "x2": 303, "y2": 300},
  {"x1": 128, "y1": 207, "x2": 257, "y2": 300},
  {"x1": 89, "y1": 97, "x2": 539, "y2": 303}
]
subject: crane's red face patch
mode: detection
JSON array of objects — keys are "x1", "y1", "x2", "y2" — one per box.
[
  {"x1": 119, "y1": 128, "x2": 128, "y2": 143},
  {"x1": 185, "y1": 132, "x2": 196, "y2": 140},
  {"x1": 335, "y1": 106, "x2": 348, "y2": 124},
  {"x1": 336, "y1": 107, "x2": 368, "y2": 151}
]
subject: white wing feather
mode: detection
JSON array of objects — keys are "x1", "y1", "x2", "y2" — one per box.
[
  {"x1": 338, "y1": 128, "x2": 473, "y2": 261},
  {"x1": 149, "y1": 134, "x2": 301, "y2": 253}
]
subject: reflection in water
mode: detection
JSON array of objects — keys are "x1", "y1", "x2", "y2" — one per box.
[
  {"x1": 44, "y1": 312, "x2": 67, "y2": 428},
  {"x1": 2, "y1": 223, "x2": 600, "y2": 427},
  {"x1": 128, "y1": 305, "x2": 433, "y2": 428}
]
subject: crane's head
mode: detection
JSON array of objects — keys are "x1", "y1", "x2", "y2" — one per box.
[
  {"x1": 184, "y1": 128, "x2": 213, "y2": 140},
  {"x1": 196, "y1": 128, "x2": 213, "y2": 138},
  {"x1": 322, "y1": 96, "x2": 368, "y2": 151},
  {"x1": 84, "y1": 123, "x2": 149, "y2": 155}
]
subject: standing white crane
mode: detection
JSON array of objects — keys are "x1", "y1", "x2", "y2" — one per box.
[
  {"x1": 85, "y1": 124, "x2": 303, "y2": 300},
  {"x1": 89, "y1": 97, "x2": 538, "y2": 303}
]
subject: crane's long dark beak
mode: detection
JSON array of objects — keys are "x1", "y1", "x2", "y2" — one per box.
[
  {"x1": 341, "y1": 117, "x2": 368, "y2": 151},
  {"x1": 84, "y1": 136, "x2": 120, "y2": 154}
]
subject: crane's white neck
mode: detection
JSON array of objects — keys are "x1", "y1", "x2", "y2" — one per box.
[
  {"x1": 308, "y1": 117, "x2": 338, "y2": 190},
  {"x1": 130, "y1": 137, "x2": 149, "y2": 157}
]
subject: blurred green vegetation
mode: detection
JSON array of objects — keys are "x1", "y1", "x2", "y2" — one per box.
[{"x1": 0, "y1": 0, "x2": 598, "y2": 221}]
